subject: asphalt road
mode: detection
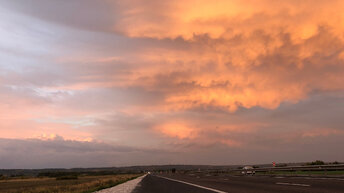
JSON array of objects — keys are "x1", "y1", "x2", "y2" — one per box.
[{"x1": 132, "y1": 173, "x2": 344, "y2": 193}]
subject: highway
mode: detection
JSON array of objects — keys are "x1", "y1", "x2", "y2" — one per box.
[{"x1": 132, "y1": 173, "x2": 344, "y2": 193}]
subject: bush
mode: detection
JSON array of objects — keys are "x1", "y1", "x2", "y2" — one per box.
[
  {"x1": 39, "y1": 172, "x2": 79, "y2": 178},
  {"x1": 56, "y1": 175, "x2": 78, "y2": 180},
  {"x1": 307, "y1": 160, "x2": 325, "y2": 165}
]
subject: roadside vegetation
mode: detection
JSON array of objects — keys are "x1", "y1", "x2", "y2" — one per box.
[
  {"x1": 0, "y1": 173, "x2": 141, "y2": 193},
  {"x1": 306, "y1": 160, "x2": 326, "y2": 165}
]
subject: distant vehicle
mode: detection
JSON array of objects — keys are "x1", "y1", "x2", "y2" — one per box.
[{"x1": 241, "y1": 166, "x2": 255, "y2": 175}]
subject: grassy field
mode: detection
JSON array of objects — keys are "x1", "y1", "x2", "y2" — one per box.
[{"x1": 0, "y1": 174, "x2": 141, "y2": 193}]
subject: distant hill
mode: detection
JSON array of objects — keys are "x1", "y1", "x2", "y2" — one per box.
[{"x1": 1, "y1": 162, "x2": 340, "y2": 177}]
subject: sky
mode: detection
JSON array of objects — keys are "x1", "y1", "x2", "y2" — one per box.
[{"x1": 0, "y1": 0, "x2": 344, "y2": 169}]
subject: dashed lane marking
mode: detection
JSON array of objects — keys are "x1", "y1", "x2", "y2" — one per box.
[
  {"x1": 303, "y1": 177, "x2": 344, "y2": 181},
  {"x1": 156, "y1": 176, "x2": 227, "y2": 193},
  {"x1": 276, "y1": 182, "x2": 310, "y2": 187}
]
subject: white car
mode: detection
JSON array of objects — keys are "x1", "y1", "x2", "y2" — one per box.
[{"x1": 242, "y1": 166, "x2": 255, "y2": 175}]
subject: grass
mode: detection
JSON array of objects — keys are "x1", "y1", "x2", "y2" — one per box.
[{"x1": 0, "y1": 174, "x2": 141, "y2": 193}]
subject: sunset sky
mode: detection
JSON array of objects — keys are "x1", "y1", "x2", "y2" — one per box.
[{"x1": 1, "y1": 0, "x2": 344, "y2": 169}]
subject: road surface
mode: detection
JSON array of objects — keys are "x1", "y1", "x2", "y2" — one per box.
[{"x1": 132, "y1": 173, "x2": 344, "y2": 193}]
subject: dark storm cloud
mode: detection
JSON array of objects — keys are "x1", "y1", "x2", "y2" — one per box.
[{"x1": 0, "y1": 137, "x2": 175, "y2": 169}]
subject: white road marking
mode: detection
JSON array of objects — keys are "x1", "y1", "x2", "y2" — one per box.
[
  {"x1": 303, "y1": 177, "x2": 328, "y2": 180},
  {"x1": 303, "y1": 177, "x2": 344, "y2": 181},
  {"x1": 95, "y1": 174, "x2": 146, "y2": 193},
  {"x1": 157, "y1": 176, "x2": 227, "y2": 193},
  {"x1": 276, "y1": 182, "x2": 310, "y2": 187}
]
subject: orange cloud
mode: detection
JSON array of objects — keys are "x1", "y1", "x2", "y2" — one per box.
[
  {"x1": 159, "y1": 123, "x2": 198, "y2": 139},
  {"x1": 2, "y1": 0, "x2": 344, "y2": 156},
  {"x1": 156, "y1": 121, "x2": 262, "y2": 148},
  {"x1": 23, "y1": 0, "x2": 341, "y2": 114},
  {"x1": 115, "y1": 0, "x2": 344, "y2": 41},
  {"x1": 76, "y1": 1, "x2": 341, "y2": 113}
]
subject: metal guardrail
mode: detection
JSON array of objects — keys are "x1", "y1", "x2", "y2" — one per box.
[{"x1": 233, "y1": 164, "x2": 344, "y2": 172}]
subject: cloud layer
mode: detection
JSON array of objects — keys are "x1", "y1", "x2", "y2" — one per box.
[{"x1": 0, "y1": 0, "x2": 344, "y2": 168}]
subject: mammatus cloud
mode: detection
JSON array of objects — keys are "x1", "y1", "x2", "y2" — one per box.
[
  {"x1": 2, "y1": 0, "x2": 344, "y2": 111},
  {"x1": 0, "y1": 0, "x2": 344, "y2": 168},
  {"x1": 112, "y1": 0, "x2": 344, "y2": 112}
]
